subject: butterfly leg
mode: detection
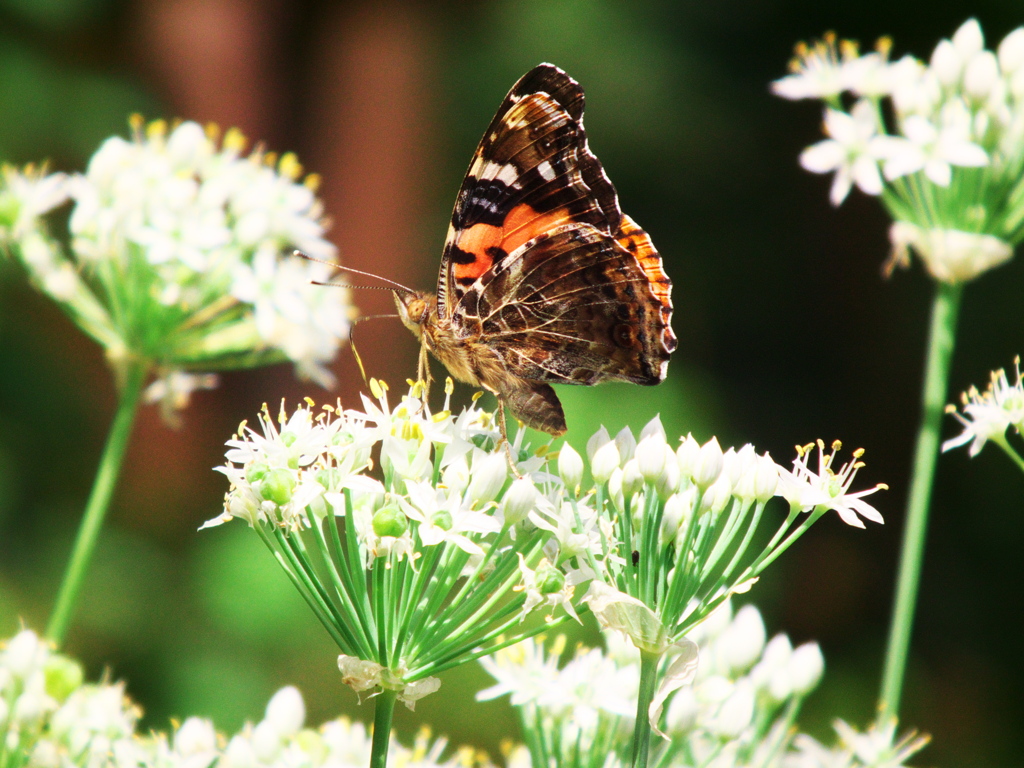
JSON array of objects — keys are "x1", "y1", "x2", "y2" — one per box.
[{"x1": 416, "y1": 338, "x2": 433, "y2": 408}]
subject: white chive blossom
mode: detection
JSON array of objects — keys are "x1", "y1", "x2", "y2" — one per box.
[
  {"x1": 777, "y1": 19, "x2": 1024, "y2": 282},
  {"x1": 943, "y1": 357, "x2": 1024, "y2": 458},
  {"x1": 0, "y1": 118, "x2": 352, "y2": 418},
  {"x1": 0, "y1": 631, "x2": 490, "y2": 768},
  {"x1": 479, "y1": 602, "x2": 840, "y2": 768}
]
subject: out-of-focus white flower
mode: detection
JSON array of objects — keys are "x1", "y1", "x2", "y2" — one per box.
[
  {"x1": 1, "y1": 118, "x2": 353, "y2": 423},
  {"x1": 882, "y1": 114, "x2": 988, "y2": 186},
  {"x1": 772, "y1": 34, "x2": 852, "y2": 100},
  {"x1": 800, "y1": 101, "x2": 889, "y2": 205},
  {"x1": 887, "y1": 221, "x2": 1013, "y2": 283},
  {"x1": 943, "y1": 357, "x2": 1024, "y2": 456}
]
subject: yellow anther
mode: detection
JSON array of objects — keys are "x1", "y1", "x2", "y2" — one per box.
[
  {"x1": 445, "y1": 377, "x2": 455, "y2": 395},
  {"x1": 471, "y1": 390, "x2": 484, "y2": 402},
  {"x1": 304, "y1": 172, "x2": 321, "y2": 191},
  {"x1": 223, "y1": 126, "x2": 246, "y2": 153},
  {"x1": 369, "y1": 378, "x2": 383, "y2": 399},
  {"x1": 852, "y1": 447, "x2": 864, "y2": 458},
  {"x1": 146, "y1": 118, "x2": 168, "y2": 141},
  {"x1": 278, "y1": 152, "x2": 302, "y2": 179}
]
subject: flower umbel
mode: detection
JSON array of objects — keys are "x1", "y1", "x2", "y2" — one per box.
[
  {"x1": 776, "y1": 19, "x2": 1024, "y2": 284},
  {"x1": 1, "y1": 118, "x2": 352, "y2": 411}
]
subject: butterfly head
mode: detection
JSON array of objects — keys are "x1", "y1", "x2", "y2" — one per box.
[{"x1": 393, "y1": 290, "x2": 436, "y2": 339}]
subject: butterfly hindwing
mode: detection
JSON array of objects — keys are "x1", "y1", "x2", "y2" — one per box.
[{"x1": 454, "y1": 223, "x2": 671, "y2": 386}]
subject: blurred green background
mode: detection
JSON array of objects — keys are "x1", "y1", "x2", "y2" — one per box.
[{"x1": 2, "y1": 1, "x2": 1023, "y2": 766}]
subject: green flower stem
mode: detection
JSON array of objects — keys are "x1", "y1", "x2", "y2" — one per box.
[
  {"x1": 879, "y1": 281, "x2": 963, "y2": 721},
  {"x1": 46, "y1": 359, "x2": 149, "y2": 646},
  {"x1": 630, "y1": 649, "x2": 661, "y2": 768},
  {"x1": 368, "y1": 689, "x2": 398, "y2": 768},
  {"x1": 993, "y1": 435, "x2": 1024, "y2": 474}
]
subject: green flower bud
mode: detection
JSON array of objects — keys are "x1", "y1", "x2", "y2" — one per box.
[
  {"x1": 246, "y1": 462, "x2": 270, "y2": 484},
  {"x1": 430, "y1": 509, "x2": 453, "y2": 531},
  {"x1": 261, "y1": 468, "x2": 296, "y2": 505},
  {"x1": 372, "y1": 506, "x2": 409, "y2": 537},
  {"x1": 535, "y1": 564, "x2": 565, "y2": 594},
  {"x1": 44, "y1": 655, "x2": 84, "y2": 702}
]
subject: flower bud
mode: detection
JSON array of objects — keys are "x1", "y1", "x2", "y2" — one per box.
[
  {"x1": 591, "y1": 440, "x2": 621, "y2": 484},
  {"x1": 43, "y1": 655, "x2": 83, "y2": 703},
  {"x1": 558, "y1": 443, "x2": 584, "y2": 491},
  {"x1": 676, "y1": 434, "x2": 700, "y2": 479},
  {"x1": 174, "y1": 717, "x2": 218, "y2": 756},
  {"x1": 789, "y1": 642, "x2": 825, "y2": 695},
  {"x1": 720, "y1": 604, "x2": 766, "y2": 672},
  {"x1": 614, "y1": 426, "x2": 637, "y2": 464},
  {"x1": 586, "y1": 425, "x2": 611, "y2": 462},
  {"x1": 714, "y1": 682, "x2": 755, "y2": 737},
  {"x1": 502, "y1": 478, "x2": 537, "y2": 525},
  {"x1": 264, "y1": 685, "x2": 305, "y2": 736},
  {"x1": 664, "y1": 687, "x2": 698, "y2": 734},
  {"x1": 639, "y1": 414, "x2": 667, "y2": 442},
  {"x1": 952, "y1": 18, "x2": 984, "y2": 59},
  {"x1": 372, "y1": 506, "x2": 408, "y2": 538},
  {"x1": 607, "y1": 467, "x2": 626, "y2": 512},
  {"x1": 753, "y1": 454, "x2": 780, "y2": 501},
  {"x1": 260, "y1": 468, "x2": 296, "y2": 506},
  {"x1": 700, "y1": 474, "x2": 733, "y2": 516},
  {"x1": 621, "y1": 458, "x2": 644, "y2": 500},
  {"x1": 964, "y1": 50, "x2": 999, "y2": 99},
  {"x1": 535, "y1": 564, "x2": 565, "y2": 594},
  {"x1": 441, "y1": 456, "x2": 470, "y2": 495},
  {"x1": 654, "y1": 445, "x2": 680, "y2": 499},
  {"x1": 930, "y1": 39, "x2": 963, "y2": 87},
  {"x1": 660, "y1": 492, "x2": 691, "y2": 545},
  {"x1": 636, "y1": 434, "x2": 668, "y2": 484},
  {"x1": 6, "y1": 630, "x2": 47, "y2": 679},
  {"x1": 693, "y1": 437, "x2": 724, "y2": 489},
  {"x1": 430, "y1": 509, "x2": 454, "y2": 531},
  {"x1": 468, "y1": 452, "x2": 507, "y2": 504},
  {"x1": 998, "y1": 27, "x2": 1024, "y2": 74}
]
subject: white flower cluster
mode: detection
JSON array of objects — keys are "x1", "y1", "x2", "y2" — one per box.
[
  {"x1": 209, "y1": 381, "x2": 885, "y2": 693},
  {"x1": 0, "y1": 630, "x2": 487, "y2": 768},
  {"x1": 943, "y1": 356, "x2": 1024, "y2": 457},
  {"x1": 0, "y1": 629, "x2": 139, "y2": 768},
  {"x1": 775, "y1": 19, "x2": 1024, "y2": 283},
  {"x1": 0, "y1": 118, "x2": 352, "y2": 407},
  {"x1": 478, "y1": 602, "x2": 832, "y2": 768}
]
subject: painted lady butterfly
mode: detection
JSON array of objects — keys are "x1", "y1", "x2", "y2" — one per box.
[{"x1": 395, "y1": 63, "x2": 676, "y2": 437}]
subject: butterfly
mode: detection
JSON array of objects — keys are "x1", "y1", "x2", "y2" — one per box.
[{"x1": 394, "y1": 63, "x2": 676, "y2": 438}]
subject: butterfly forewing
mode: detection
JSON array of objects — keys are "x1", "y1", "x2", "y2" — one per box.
[{"x1": 409, "y1": 63, "x2": 675, "y2": 437}]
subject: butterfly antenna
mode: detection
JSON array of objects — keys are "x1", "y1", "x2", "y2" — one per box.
[
  {"x1": 311, "y1": 280, "x2": 396, "y2": 291},
  {"x1": 294, "y1": 250, "x2": 415, "y2": 293}
]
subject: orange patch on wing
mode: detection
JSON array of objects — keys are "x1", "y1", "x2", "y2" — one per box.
[
  {"x1": 617, "y1": 215, "x2": 671, "y2": 307},
  {"x1": 500, "y1": 204, "x2": 572, "y2": 252},
  {"x1": 453, "y1": 204, "x2": 573, "y2": 282},
  {"x1": 454, "y1": 224, "x2": 502, "y2": 281}
]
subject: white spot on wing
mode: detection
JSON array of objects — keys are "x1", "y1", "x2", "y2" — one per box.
[
  {"x1": 537, "y1": 160, "x2": 555, "y2": 181},
  {"x1": 659, "y1": 359, "x2": 669, "y2": 380}
]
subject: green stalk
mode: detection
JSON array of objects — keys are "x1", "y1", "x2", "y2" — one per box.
[
  {"x1": 46, "y1": 359, "x2": 149, "y2": 646},
  {"x1": 630, "y1": 650, "x2": 661, "y2": 768},
  {"x1": 368, "y1": 688, "x2": 397, "y2": 768},
  {"x1": 878, "y1": 281, "x2": 962, "y2": 721}
]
